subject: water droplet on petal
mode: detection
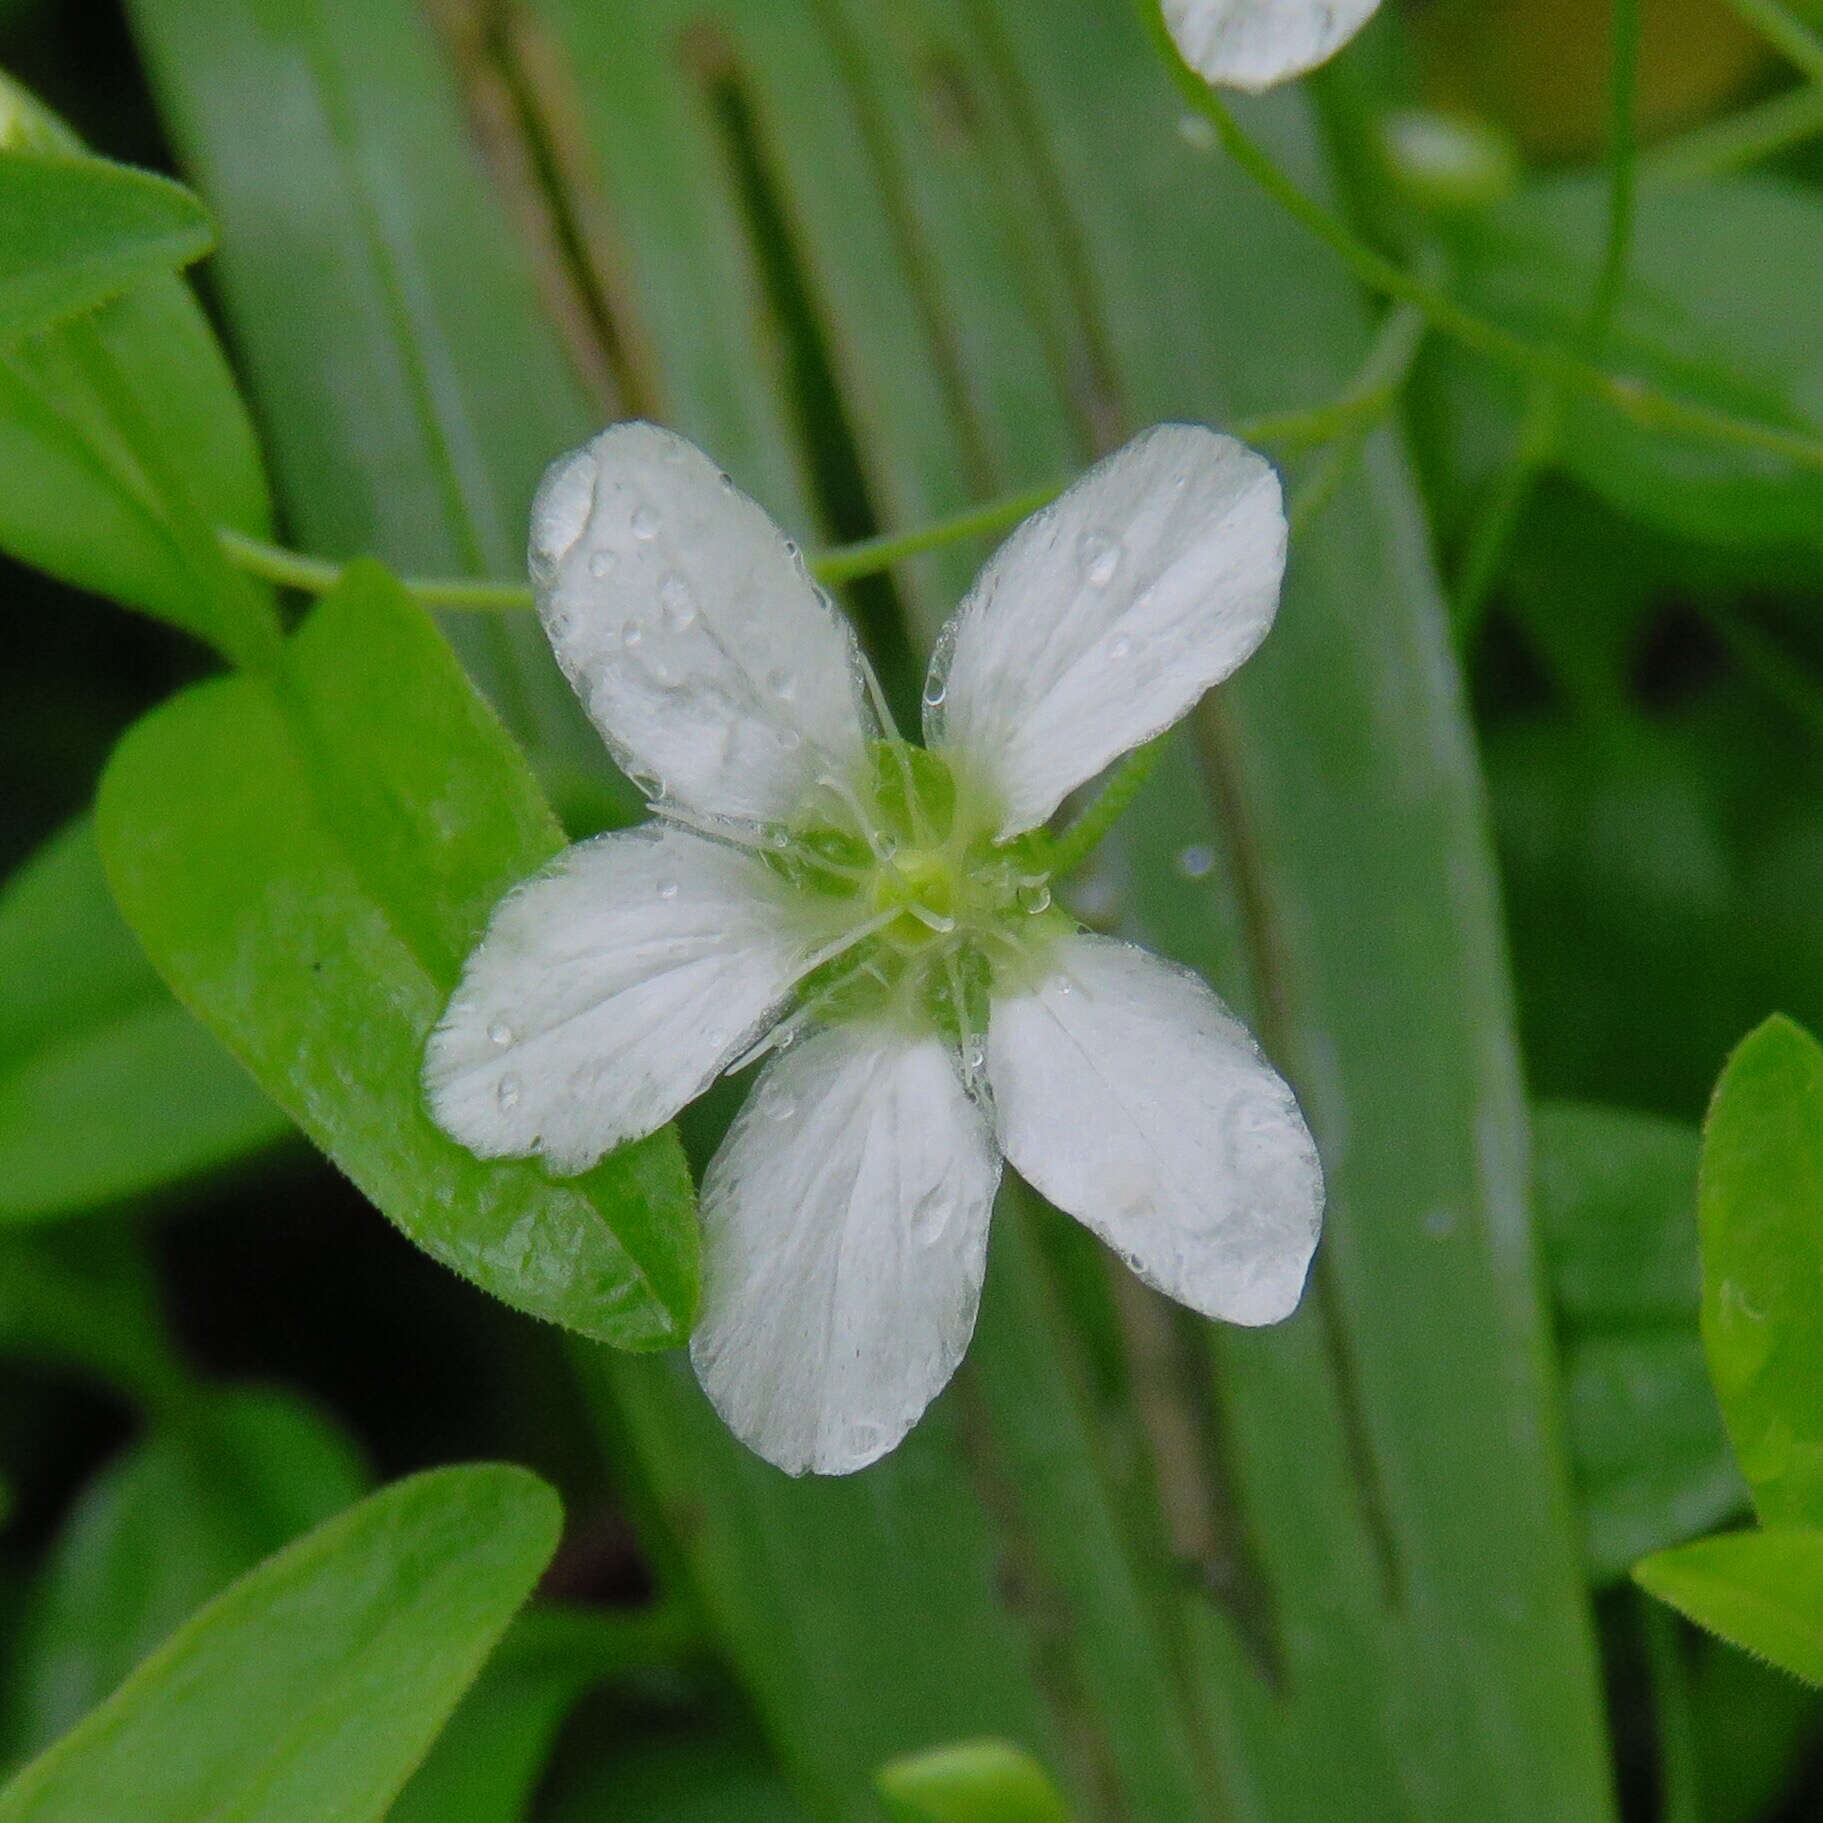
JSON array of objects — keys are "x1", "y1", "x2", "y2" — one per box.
[
  {"x1": 964, "y1": 1041, "x2": 985, "y2": 1072},
  {"x1": 1017, "y1": 882, "x2": 1052, "y2": 914},
  {"x1": 497, "y1": 1074, "x2": 522, "y2": 1110},
  {"x1": 656, "y1": 878, "x2": 679, "y2": 900},
  {"x1": 1176, "y1": 843, "x2": 1216, "y2": 880},
  {"x1": 1109, "y1": 633, "x2": 1132, "y2": 660},
  {"x1": 622, "y1": 619, "x2": 645, "y2": 650},
  {"x1": 911, "y1": 1193, "x2": 949, "y2": 1245},
  {"x1": 783, "y1": 538, "x2": 800, "y2": 560},
  {"x1": 1080, "y1": 531, "x2": 1123, "y2": 587},
  {"x1": 487, "y1": 1020, "x2": 513, "y2": 1047},
  {"x1": 1052, "y1": 974, "x2": 1076, "y2": 997},
  {"x1": 768, "y1": 1095, "x2": 797, "y2": 1123},
  {"x1": 776, "y1": 728, "x2": 802, "y2": 751},
  {"x1": 922, "y1": 677, "x2": 947, "y2": 710},
  {"x1": 767, "y1": 667, "x2": 796, "y2": 700},
  {"x1": 631, "y1": 505, "x2": 659, "y2": 540},
  {"x1": 718, "y1": 470, "x2": 735, "y2": 491},
  {"x1": 659, "y1": 574, "x2": 698, "y2": 630},
  {"x1": 587, "y1": 548, "x2": 612, "y2": 578},
  {"x1": 768, "y1": 829, "x2": 792, "y2": 850}
]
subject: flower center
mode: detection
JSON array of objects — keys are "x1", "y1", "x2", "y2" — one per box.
[{"x1": 774, "y1": 741, "x2": 1062, "y2": 1047}]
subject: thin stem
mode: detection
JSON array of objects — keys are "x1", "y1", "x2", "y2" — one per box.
[
  {"x1": 1449, "y1": 382, "x2": 1562, "y2": 648},
  {"x1": 1644, "y1": 82, "x2": 1823, "y2": 185},
  {"x1": 1591, "y1": 0, "x2": 1642, "y2": 346},
  {"x1": 218, "y1": 527, "x2": 537, "y2": 611},
  {"x1": 1722, "y1": 0, "x2": 1823, "y2": 85},
  {"x1": 1141, "y1": 5, "x2": 1823, "y2": 476},
  {"x1": 811, "y1": 483, "x2": 1062, "y2": 586},
  {"x1": 1640, "y1": 1595, "x2": 1701, "y2": 1823},
  {"x1": 1042, "y1": 736, "x2": 1168, "y2": 879}
]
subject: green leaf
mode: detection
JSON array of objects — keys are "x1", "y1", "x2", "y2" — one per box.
[
  {"x1": 0, "y1": 73, "x2": 278, "y2": 664},
  {"x1": 9, "y1": 1386, "x2": 370, "y2": 1754},
  {"x1": 1534, "y1": 1101, "x2": 1745, "y2": 1579},
  {"x1": 0, "y1": 1225, "x2": 185, "y2": 1410},
  {"x1": 0, "y1": 149, "x2": 212, "y2": 346},
  {"x1": 0, "y1": 819, "x2": 292, "y2": 1222},
  {"x1": 386, "y1": 1604, "x2": 694, "y2": 1823},
  {"x1": 1444, "y1": 176, "x2": 1823, "y2": 553},
  {"x1": 876, "y1": 1741, "x2": 1073, "y2": 1823},
  {"x1": 1699, "y1": 1014, "x2": 1823, "y2": 1527},
  {"x1": 1636, "y1": 1528, "x2": 1823, "y2": 1687},
  {"x1": 95, "y1": 561, "x2": 698, "y2": 1347},
  {"x1": 0, "y1": 1464, "x2": 562, "y2": 1823},
  {"x1": 539, "y1": 1721, "x2": 807, "y2": 1823}
]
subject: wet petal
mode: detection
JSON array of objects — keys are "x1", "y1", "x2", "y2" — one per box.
[
  {"x1": 531, "y1": 422, "x2": 873, "y2": 827},
  {"x1": 987, "y1": 933, "x2": 1321, "y2": 1325},
  {"x1": 691, "y1": 1023, "x2": 1000, "y2": 1475},
  {"x1": 1163, "y1": 0, "x2": 1381, "y2": 92},
  {"x1": 425, "y1": 824, "x2": 838, "y2": 1176},
  {"x1": 926, "y1": 425, "x2": 1285, "y2": 838}
]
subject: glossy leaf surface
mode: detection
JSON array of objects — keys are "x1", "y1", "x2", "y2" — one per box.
[
  {"x1": 1636, "y1": 1528, "x2": 1823, "y2": 1687},
  {"x1": 96, "y1": 563, "x2": 699, "y2": 1347}
]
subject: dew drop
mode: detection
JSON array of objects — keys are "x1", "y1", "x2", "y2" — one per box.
[
  {"x1": 776, "y1": 727, "x2": 802, "y2": 751},
  {"x1": 911, "y1": 1193, "x2": 949, "y2": 1245},
  {"x1": 1108, "y1": 633, "x2": 1132, "y2": 660},
  {"x1": 487, "y1": 1019, "x2": 513, "y2": 1047},
  {"x1": 1176, "y1": 843, "x2": 1217, "y2": 880},
  {"x1": 876, "y1": 833, "x2": 900, "y2": 860},
  {"x1": 783, "y1": 538, "x2": 800, "y2": 561},
  {"x1": 718, "y1": 470, "x2": 735, "y2": 491},
  {"x1": 1177, "y1": 112, "x2": 1218, "y2": 152},
  {"x1": 1052, "y1": 973, "x2": 1076, "y2": 997},
  {"x1": 496, "y1": 1074, "x2": 522, "y2": 1110},
  {"x1": 630, "y1": 504, "x2": 659, "y2": 540},
  {"x1": 922, "y1": 677, "x2": 947, "y2": 710},
  {"x1": 1017, "y1": 882, "x2": 1052, "y2": 914},
  {"x1": 767, "y1": 667, "x2": 797, "y2": 700},
  {"x1": 621, "y1": 619, "x2": 645, "y2": 650},
  {"x1": 546, "y1": 609, "x2": 572, "y2": 638},
  {"x1": 656, "y1": 877, "x2": 679, "y2": 901},
  {"x1": 659, "y1": 574, "x2": 698, "y2": 630},
  {"x1": 587, "y1": 549, "x2": 612, "y2": 578},
  {"x1": 768, "y1": 1095, "x2": 797, "y2": 1124},
  {"x1": 768, "y1": 829, "x2": 792, "y2": 850},
  {"x1": 963, "y1": 1041, "x2": 986, "y2": 1072},
  {"x1": 1080, "y1": 531, "x2": 1123, "y2": 587}
]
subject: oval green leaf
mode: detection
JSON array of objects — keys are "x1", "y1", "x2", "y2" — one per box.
[
  {"x1": 0, "y1": 149, "x2": 213, "y2": 346},
  {"x1": 1700, "y1": 1014, "x2": 1823, "y2": 1527},
  {"x1": 877, "y1": 1740, "x2": 1073, "y2": 1823},
  {"x1": 0, "y1": 1464, "x2": 561, "y2": 1823},
  {"x1": 1636, "y1": 1527, "x2": 1823, "y2": 1687},
  {"x1": 95, "y1": 562, "x2": 699, "y2": 1347}
]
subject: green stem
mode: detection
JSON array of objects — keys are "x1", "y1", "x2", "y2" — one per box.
[
  {"x1": 1041, "y1": 737, "x2": 1168, "y2": 879},
  {"x1": 1591, "y1": 0, "x2": 1642, "y2": 346},
  {"x1": 1141, "y1": 3, "x2": 1823, "y2": 475},
  {"x1": 1641, "y1": 1595, "x2": 1702, "y2": 1823},
  {"x1": 217, "y1": 527, "x2": 537, "y2": 611},
  {"x1": 1449, "y1": 381, "x2": 1562, "y2": 648},
  {"x1": 1722, "y1": 0, "x2": 1823, "y2": 84},
  {"x1": 1643, "y1": 82, "x2": 1823, "y2": 185},
  {"x1": 813, "y1": 483, "x2": 1062, "y2": 585}
]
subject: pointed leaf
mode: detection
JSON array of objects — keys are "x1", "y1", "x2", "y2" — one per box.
[
  {"x1": 0, "y1": 150, "x2": 212, "y2": 345},
  {"x1": 0, "y1": 1464, "x2": 562, "y2": 1823},
  {"x1": 96, "y1": 562, "x2": 699, "y2": 1347},
  {"x1": 877, "y1": 1740, "x2": 1073, "y2": 1823},
  {"x1": 1636, "y1": 1528, "x2": 1823, "y2": 1687}
]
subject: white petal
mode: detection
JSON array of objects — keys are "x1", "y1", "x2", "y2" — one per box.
[
  {"x1": 691, "y1": 1023, "x2": 1000, "y2": 1476},
  {"x1": 1162, "y1": 0, "x2": 1381, "y2": 91},
  {"x1": 531, "y1": 422, "x2": 872, "y2": 827},
  {"x1": 987, "y1": 934, "x2": 1321, "y2": 1325},
  {"x1": 425, "y1": 824, "x2": 839, "y2": 1176},
  {"x1": 927, "y1": 425, "x2": 1286, "y2": 838}
]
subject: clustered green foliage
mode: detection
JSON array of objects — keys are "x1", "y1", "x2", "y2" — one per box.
[{"x1": 2, "y1": 0, "x2": 1823, "y2": 1818}]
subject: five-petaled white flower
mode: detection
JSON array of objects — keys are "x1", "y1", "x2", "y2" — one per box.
[
  {"x1": 1162, "y1": 0, "x2": 1381, "y2": 90},
  {"x1": 425, "y1": 421, "x2": 1323, "y2": 1476}
]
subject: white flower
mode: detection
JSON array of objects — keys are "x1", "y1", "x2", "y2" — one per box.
[
  {"x1": 1162, "y1": 0, "x2": 1381, "y2": 91},
  {"x1": 425, "y1": 421, "x2": 1323, "y2": 1476}
]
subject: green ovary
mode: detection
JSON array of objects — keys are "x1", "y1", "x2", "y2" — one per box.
[{"x1": 781, "y1": 741, "x2": 1063, "y2": 1045}]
